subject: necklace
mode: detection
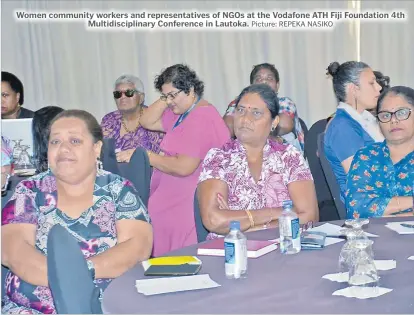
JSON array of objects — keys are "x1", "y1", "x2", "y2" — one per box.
[{"x1": 121, "y1": 106, "x2": 143, "y2": 134}]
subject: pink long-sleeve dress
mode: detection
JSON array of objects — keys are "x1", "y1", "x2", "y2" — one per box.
[{"x1": 148, "y1": 100, "x2": 230, "y2": 257}]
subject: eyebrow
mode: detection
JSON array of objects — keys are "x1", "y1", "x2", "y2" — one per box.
[
  {"x1": 50, "y1": 130, "x2": 84, "y2": 137},
  {"x1": 237, "y1": 104, "x2": 262, "y2": 111}
]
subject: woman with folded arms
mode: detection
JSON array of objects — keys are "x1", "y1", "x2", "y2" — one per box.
[
  {"x1": 198, "y1": 84, "x2": 318, "y2": 239},
  {"x1": 2, "y1": 110, "x2": 152, "y2": 314},
  {"x1": 346, "y1": 86, "x2": 414, "y2": 219}
]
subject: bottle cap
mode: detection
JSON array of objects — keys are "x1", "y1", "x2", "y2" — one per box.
[
  {"x1": 282, "y1": 200, "x2": 293, "y2": 208},
  {"x1": 230, "y1": 221, "x2": 241, "y2": 230}
]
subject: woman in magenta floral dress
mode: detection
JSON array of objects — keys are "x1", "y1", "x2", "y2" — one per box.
[
  {"x1": 1, "y1": 110, "x2": 152, "y2": 314},
  {"x1": 198, "y1": 84, "x2": 318, "y2": 239}
]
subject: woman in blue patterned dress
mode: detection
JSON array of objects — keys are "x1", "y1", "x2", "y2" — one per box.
[
  {"x1": 1, "y1": 109, "x2": 153, "y2": 314},
  {"x1": 345, "y1": 86, "x2": 414, "y2": 219}
]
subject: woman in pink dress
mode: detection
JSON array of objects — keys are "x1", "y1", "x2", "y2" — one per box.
[
  {"x1": 198, "y1": 84, "x2": 319, "y2": 239},
  {"x1": 140, "y1": 64, "x2": 230, "y2": 256}
]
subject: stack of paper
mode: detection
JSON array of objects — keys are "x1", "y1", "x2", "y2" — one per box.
[
  {"x1": 135, "y1": 274, "x2": 221, "y2": 296},
  {"x1": 385, "y1": 221, "x2": 414, "y2": 235}
]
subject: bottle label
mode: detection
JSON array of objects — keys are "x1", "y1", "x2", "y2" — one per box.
[
  {"x1": 224, "y1": 241, "x2": 235, "y2": 264},
  {"x1": 291, "y1": 218, "x2": 300, "y2": 239}
]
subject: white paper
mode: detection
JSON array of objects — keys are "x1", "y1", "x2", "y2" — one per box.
[
  {"x1": 332, "y1": 286, "x2": 392, "y2": 299},
  {"x1": 308, "y1": 223, "x2": 379, "y2": 238},
  {"x1": 385, "y1": 222, "x2": 414, "y2": 235},
  {"x1": 325, "y1": 237, "x2": 345, "y2": 246},
  {"x1": 135, "y1": 274, "x2": 221, "y2": 296},
  {"x1": 408, "y1": 256, "x2": 414, "y2": 260},
  {"x1": 322, "y1": 272, "x2": 349, "y2": 283},
  {"x1": 323, "y1": 272, "x2": 381, "y2": 284},
  {"x1": 374, "y1": 260, "x2": 396, "y2": 271}
]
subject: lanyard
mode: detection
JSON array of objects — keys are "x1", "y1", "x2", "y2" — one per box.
[{"x1": 172, "y1": 96, "x2": 201, "y2": 129}]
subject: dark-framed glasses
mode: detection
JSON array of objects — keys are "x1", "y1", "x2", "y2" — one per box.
[
  {"x1": 113, "y1": 89, "x2": 138, "y2": 99},
  {"x1": 377, "y1": 108, "x2": 412, "y2": 123},
  {"x1": 160, "y1": 90, "x2": 182, "y2": 102}
]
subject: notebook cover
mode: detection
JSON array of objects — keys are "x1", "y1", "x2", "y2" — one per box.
[
  {"x1": 144, "y1": 264, "x2": 202, "y2": 277},
  {"x1": 197, "y1": 238, "x2": 278, "y2": 258}
]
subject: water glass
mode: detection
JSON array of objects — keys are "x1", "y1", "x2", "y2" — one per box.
[{"x1": 348, "y1": 240, "x2": 379, "y2": 297}]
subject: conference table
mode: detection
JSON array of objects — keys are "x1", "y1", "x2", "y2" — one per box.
[{"x1": 104, "y1": 216, "x2": 414, "y2": 314}]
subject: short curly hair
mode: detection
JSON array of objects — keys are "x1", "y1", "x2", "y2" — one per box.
[{"x1": 154, "y1": 64, "x2": 204, "y2": 97}]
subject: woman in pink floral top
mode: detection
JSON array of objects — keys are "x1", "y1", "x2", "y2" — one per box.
[{"x1": 198, "y1": 84, "x2": 318, "y2": 238}]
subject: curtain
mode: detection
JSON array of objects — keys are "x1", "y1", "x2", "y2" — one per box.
[
  {"x1": 2, "y1": 0, "x2": 359, "y2": 126},
  {"x1": 360, "y1": 0, "x2": 414, "y2": 89}
]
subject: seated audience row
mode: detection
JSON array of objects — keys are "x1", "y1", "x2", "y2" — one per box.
[{"x1": 1, "y1": 62, "x2": 412, "y2": 314}]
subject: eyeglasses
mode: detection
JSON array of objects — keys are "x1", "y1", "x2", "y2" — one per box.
[
  {"x1": 113, "y1": 89, "x2": 139, "y2": 99},
  {"x1": 377, "y1": 108, "x2": 412, "y2": 123},
  {"x1": 160, "y1": 90, "x2": 182, "y2": 101}
]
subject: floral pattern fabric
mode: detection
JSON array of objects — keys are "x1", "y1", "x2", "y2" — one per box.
[
  {"x1": 101, "y1": 109, "x2": 164, "y2": 153},
  {"x1": 345, "y1": 141, "x2": 414, "y2": 219},
  {"x1": 1, "y1": 169, "x2": 150, "y2": 314},
  {"x1": 198, "y1": 139, "x2": 313, "y2": 238}
]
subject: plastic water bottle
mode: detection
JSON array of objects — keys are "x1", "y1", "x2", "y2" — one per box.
[
  {"x1": 224, "y1": 221, "x2": 248, "y2": 279},
  {"x1": 279, "y1": 200, "x2": 301, "y2": 254}
]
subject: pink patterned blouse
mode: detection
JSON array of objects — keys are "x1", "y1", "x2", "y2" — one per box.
[{"x1": 199, "y1": 139, "x2": 313, "y2": 212}]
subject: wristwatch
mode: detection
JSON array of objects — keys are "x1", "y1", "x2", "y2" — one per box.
[{"x1": 86, "y1": 259, "x2": 96, "y2": 280}]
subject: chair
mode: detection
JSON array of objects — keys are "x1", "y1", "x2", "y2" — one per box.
[
  {"x1": 194, "y1": 189, "x2": 209, "y2": 243},
  {"x1": 47, "y1": 225, "x2": 102, "y2": 314},
  {"x1": 304, "y1": 119, "x2": 338, "y2": 222},
  {"x1": 101, "y1": 138, "x2": 121, "y2": 176},
  {"x1": 118, "y1": 147, "x2": 152, "y2": 208},
  {"x1": 299, "y1": 117, "x2": 309, "y2": 137},
  {"x1": 317, "y1": 133, "x2": 347, "y2": 220}
]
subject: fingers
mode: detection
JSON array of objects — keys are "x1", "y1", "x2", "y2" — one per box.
[{"x1": 217, "y1": 193, "x2": 229, "y2": 210}]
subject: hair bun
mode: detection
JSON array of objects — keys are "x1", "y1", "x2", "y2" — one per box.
[{"x1": 326, "y1": 62, "x2": 340, "y2": 76}]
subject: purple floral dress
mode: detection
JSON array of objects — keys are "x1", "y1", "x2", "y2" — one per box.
[
  {"x1": 198, "y1": 139, "x2": 313, "y2": 239},
  {"x1": 1, "y1": 169, "x2": 150, "y2": 314},
  {"x1": 101, "y1": 110, "x2": 164, "y2": 153}
]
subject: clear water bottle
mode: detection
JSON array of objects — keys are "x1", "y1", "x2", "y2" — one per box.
[
  {"x1": 279, "y1": 200, "x2": 301, "y2": 254},
  {"x1": 224, "y1": 221, "x2": 248, "y2": 279}
]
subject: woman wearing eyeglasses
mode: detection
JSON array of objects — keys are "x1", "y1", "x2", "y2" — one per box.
[
  {"x1": 101, "y1": 75, "x2": 164, "y2": 163},
  {"x1": 140, "y1": 64, "x2": 230, "y2": 257},
  {"x1": 345, "y1": 86, "x2": 414, "y2": 219}
]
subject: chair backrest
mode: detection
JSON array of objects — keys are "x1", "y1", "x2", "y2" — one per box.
[
  {"x1": 101, "y1": 138, "x2": 122, "y2": 176},
  {"x1": 299, "y1": 117, "x2": 309, "y2": 136},
  {"x1": 194, "y1": 189, "x2": 209, "y2": 243},
  {"x1": 47, "y1": 225, "x2": 102, "y2": 314},
  {"x1": 317, "y1": 132, "x2": 347, "y2": 220},
  {"x1": 118, "y1": 147, "x2": 151, "y2": 208},
  {"x1": 304, "y1": 120, "x2": 339, "y2": 222}
]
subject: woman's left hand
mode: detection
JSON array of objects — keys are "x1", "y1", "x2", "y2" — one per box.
[
  {"x1": 116, "y1": 149, "x2": 135, "y2": 163},
  {"x1": 217, "y1": 193, "x2": 230, "y2": 210}
]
